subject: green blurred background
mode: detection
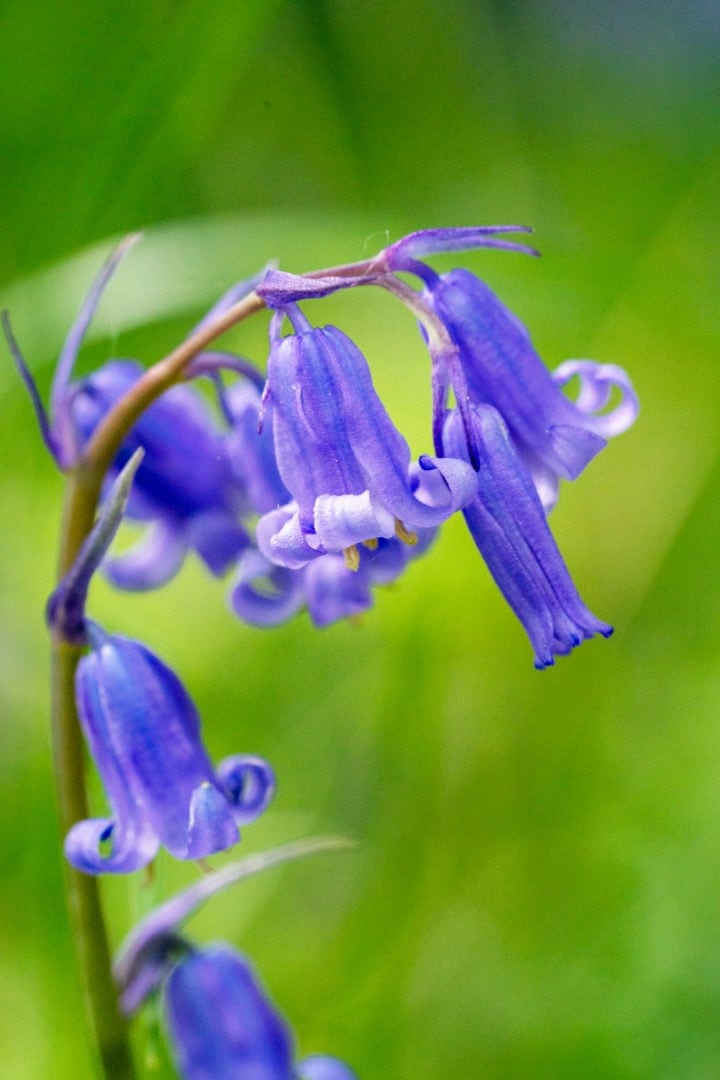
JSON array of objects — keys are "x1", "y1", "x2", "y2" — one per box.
[{"x1": 1, "y1": 1, "x2": 718, "y2": 1077}]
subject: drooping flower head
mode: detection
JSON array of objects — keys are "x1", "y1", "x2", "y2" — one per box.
[
  {"x1": 256, "y1": 305, "x2": 476, "y2": 570},
  {"x1": 381, "y1": 228, "x2": 639, "y2": 510},
  {"x1": 444, "y1": 405, "x2": 612, "y2": 668},
  {"x1": 258, "y1": 227, "x2": 637, "y2": 663},
  {"x1": 223, "y1": 373, "x2": 439, "y2": 626},
  {"x1": 65, "y1": 622, "x2": 276, "y2": 874}
]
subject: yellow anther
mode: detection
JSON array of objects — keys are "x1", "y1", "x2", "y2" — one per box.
[
  {"x1": 394, "y1": 518, "x2": 418, "y2": 546},
  {"x1": 361, "y1": 537, "x2": 379, "y2": 550},
  {"x1": 343, "y1": 544, "x2": 360, "y2": 571}
]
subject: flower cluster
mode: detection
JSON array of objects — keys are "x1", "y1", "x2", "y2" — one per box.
[
  {"x1": 10, "y1": 224, "x2": 637, "y2": 1080},
  {"x1": 256, "y1": 226, "x2": 638, "y2": 666},
  {"x1": 16, "y1": 225, "x2": 637, "y2": 667}
]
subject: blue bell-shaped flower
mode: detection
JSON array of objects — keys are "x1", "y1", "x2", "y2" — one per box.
[
  {"x1": 70, "y1": 359, "x2": 248, "y2": 588},
  {"x1": 443, "y1": 405, "x2": 612, "y2": 667},
  {"x1": 257, "y1": 307, "x2": 476, "y2": 569},
  {"x1": 65, "y1": 624, "x2": 276, "y2": 874},
  {"x1": 419, "y1": 267, "x2": 638, "y2": 509},
  {"x1": 164, "y1": 945, "x2": 357, "y2": 1080}
]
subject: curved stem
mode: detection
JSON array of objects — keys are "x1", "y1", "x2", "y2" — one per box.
[{"x1": 50, "y1": 252, "x2": 377, "y2": 1078}]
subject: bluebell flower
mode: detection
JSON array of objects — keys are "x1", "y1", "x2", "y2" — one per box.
[
  {"x1": 3, "y1": 234, "x2": 268, "y2": 589},
  {"x1": 443, "y1": 405, "x2": 612, "y2": 668},
  {"x1": 376, "y1": 230, "x2": 638, "y2": 510},
  {"x1": 256, "y1": 307, "x2": 476, "y2": 569},
  {"x1": 64, "y1": 623, "x2": 276, "y2": 873},
  {"x1": 221, "y1": 338, "x2": 441, "y2": 626},
  {"x1": 164, "y1": 945, "x2": 357, "y2": 1080},
  {"x1": 424, "y1": 269, "x2": 638, "y2": 507},
  {"x1": 69, "y1": 358, "x2": 249, "y2": 588}
]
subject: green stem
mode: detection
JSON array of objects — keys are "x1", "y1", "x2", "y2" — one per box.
[
  {"x1": 50, "y1": 283, "x2": 271, "y2": 1079},
  {"x1": 52, "y1": 636, "x2": 137, "y2": 1078},
  {"x1": 49, "y1": 252, "x2": 378, "y2": 1078},
  {"x1": 52, "y1": 471, "x2": 138, "y2": 1078}
]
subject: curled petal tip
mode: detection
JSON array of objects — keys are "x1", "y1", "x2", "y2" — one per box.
[{"x1": 215, "y1": 755, "x2": 277, "y2": 825}]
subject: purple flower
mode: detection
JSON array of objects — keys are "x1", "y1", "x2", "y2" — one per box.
[
  {"x1": 217, "y1": 372, "x2": 438, "y2": 628},
  {"x1": 412, "y1": 266, "x2": 638, "y2": 510},
  {"x1": 257, "y1": 308, "x2": 476, "y2": 569},
  {"x1": 164, "y1": 945, "x2": 357, "y2": 1080},
  {"x1": 4, "y1": 234, "x2": 269, "y2": 589},
  {"x1": 69, "y1": 359, "x2": 249, "y2": 588},
  {"x1": 443, "y1": 405, "x2": 612, "y2": 668},
  {"x1": 64, "y1": 624, "x2": 275, "y2": 874}
]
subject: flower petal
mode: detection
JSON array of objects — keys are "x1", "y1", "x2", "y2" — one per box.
[
  {"x1": 215, "y1": 755, "x2": 277, "y2": 825},
  {"x1": 303, "y1": 555, "x2": 374, "y2": 626},
  {"x1": 445, "y1": 406, "x2": 611, "y2": 667},
  {"x1": 312, "y1": 491, "x2": 396, "y2": 551},
  {"x1": 553, "y1": 359, "x2": 640, "y2": 438},
  {"x1": 64, "y1": 816, "x2": 159, "y2": 875},
  {"x1": 185, "y1": 783, "x2": 240, "y2": 861},
  {"x1": 186, "y1": 511, "x2": 249, "y2": 577},
  {"x1": 230, "y1": 550, "x2": 306, "y2": 626},
  {"x1": 103, "y1": 521, "x2": 187, "y2": 591},
  {"x1": 257, "y1": 505, "x2": 321, "y2": 569}
]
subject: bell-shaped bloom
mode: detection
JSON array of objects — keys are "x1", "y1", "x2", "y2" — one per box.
[
  {"x1": 164, "y1": 945, "x2": 357, "y2": 1080},
  {"x1": 69, "y1": 359, "x2": 248, "y2": 588},
  {"x1": 417, "y1": 267, "x2": 639, "y2": 508},
  {"x1": 443, "y1": 406, "x2": 612, "y2": 668},
  {"x1": 64, "y1": 625, "x2": 276, "y2": 874},
  {"x1": 258, "y1": 309, "x2": 476, "y2": 568},
  {"x1": 220, "y1": 374, "x2": 437, "y2": 628},
  {"x1": 5, "y1": 234, "x2": 266, "y2": 589}
]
